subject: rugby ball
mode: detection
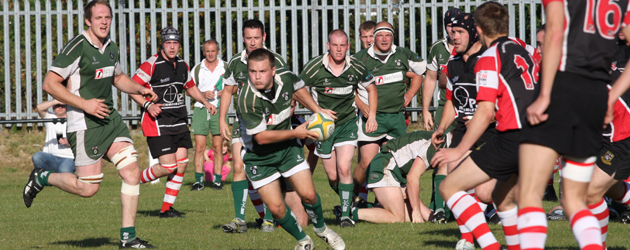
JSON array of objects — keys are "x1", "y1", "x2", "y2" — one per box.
[{"x1": 306, "y1": 112, "x2": 335, "y2": 142}]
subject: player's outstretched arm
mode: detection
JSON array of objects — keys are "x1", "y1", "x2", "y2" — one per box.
[
  {"x1": 406, "y1": 157, "x2": 428, "y2": 223},
  {"x1": 187, "y1": 85, "x2": 217, "y2": 115},
  {"x1": 606, "y1": 26, "x2": 630, "y2": 125},
  {"x1": 114, "y1": 74, "x2": 158, "y2": 102},
  {"x1": 422, "y1": 70, "x2": 438, "y2": 130},
  {"x1": 293, "y1": 87, "x2": 337, "y2": 120},
  {"x1": 432, "y1": 99, "x2": 456, "y2": 145},
  {"x1": 219, "y1": 85, "x2": 235, "y2": 140},
  {"x1": 43, "y1": 71, "x2": 111, "y2": 119},
  {"x1": 253, "y1": 122, "x2": 318, "y2": 145},
  {"x1": 404, "y1": 71, "x2": 423, "y2": 107}
]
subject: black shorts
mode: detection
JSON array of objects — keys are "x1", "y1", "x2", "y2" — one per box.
[
  {"x1": 450, "y1": 122, "x2": 497, "y2": 149},
  {"x1": 470, "y1": 130, "x2": 520, "y2": 182},
  {"x1": 147, "y1": 131, "x2": 193, "y2": 158},
  {"x1": 280, "y1": 177, "x2": 295, "y2": 192},
  {"x1": 520, "y1": 72, "x2": 607, "y2": 158},
  {"x1": 596, "y1": 137, "x2": 630, "y2": 180}
]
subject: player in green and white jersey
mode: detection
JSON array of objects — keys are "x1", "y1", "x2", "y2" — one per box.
[
  {"x1": 301, "y1": 30, "x2": 378, "y2": 227},
  {"x1": 343, "y1": 130, "x2": 437, "y2": 224},
  {"x1": 217, "y1": 19, "x2": 290, "y2": 233},
  {"x1": 21, "y1": 1, "x2": 157, "y2": 248},
  {"x1": 238, "y1": 48, "x2": 345, "y2": 250},
  {"x1": 422, "y1": 8, "x2": 462, "y2": 223},
  {"x1": 352, "y1": 21, "x2": 427, "y2": 208}
]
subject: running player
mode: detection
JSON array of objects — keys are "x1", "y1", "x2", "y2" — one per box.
[
  {"x1": 129, "y1": 27, "x2": 216, "y2": 218},
  {"x1": 518, "y1": 0, "x2": 630, "y2": 249},
  {"x1": 432, "y1": 3, "x2": 539, "y2": 250},
  {"x1": 22, "y1": 0, "x2": 156, "y2": 248},
  {"x1": 190, "y1": 39, "x2": 226, "y2": 191},
  {"x1": 422, "y1": 7, "x2": 462, "y2": 223},
  {"x1": 301, "y1": 29, "x2": 378, "y2": 227},
  {"x1": 352, "y1": 21, "x2": 426, "y2": 211},
  {"x1": 238, "y1": 48, "x2": 345, "y2": 250},
  {"x1": 218, "y1": 19, "x2": 288, "y2": 233}
]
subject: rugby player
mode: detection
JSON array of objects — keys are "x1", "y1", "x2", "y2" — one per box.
[{"x1": 22, "y1": 0, "x2": 157, "y2": 248}]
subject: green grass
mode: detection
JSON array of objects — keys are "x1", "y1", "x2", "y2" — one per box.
[{"x1": 1, "y1": 128, "x2": 629, "y2": 249}]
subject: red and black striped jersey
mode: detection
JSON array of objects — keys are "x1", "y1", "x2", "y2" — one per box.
[
  {"x1": 543, "y1": 0, "x2": 630, "y2": 82},
  {"x1": 132, "y1": 53, "x2": 195, "y2": 137},
  {"x1": 445, "y1": 49, "x2": 486, "y2": 124},
  {"x1": 605, "y1": 84, "x2": 630, "y2": 142},
  {"x1": 475, "y1": 37, "x2": 539, "y2": 132}
]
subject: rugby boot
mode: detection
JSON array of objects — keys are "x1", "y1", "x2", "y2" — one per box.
[
  {"x1": 23, "y1": 168, "x2": 46, "y2": 208},
  {"x1": 222, "y1": 217, "x2": 247, "y2": 233},
  {"x1": 315, "y1": 225, "x2": 346, "y2": 250},
  {"x1": 190, "y1": 182, "x2": 204, "y2": 191},
  {"x1": 294, "y1": 235, "x2": 314, "y2": 250},
  {"x1": 159, "y1": 207, "x2": 184, "y2": 218},
  {"x1": 119, "y1": 237, "x2": 156, "y2": 249}
]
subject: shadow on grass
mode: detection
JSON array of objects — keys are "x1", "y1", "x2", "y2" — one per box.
[
  {"x1": 137, "y1": 209, "x2": 187, "y2": 217},
  {"x1": 50, "y1": 237, "x2": 115, "y2": 248},
  {"x1": 211, "y1": 221, "x2": 261, "y2": 231}
]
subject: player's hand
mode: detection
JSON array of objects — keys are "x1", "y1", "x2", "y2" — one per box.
[
  {"x1": 219, "y1": 120, "x2": 232, "y2": 141},
  {"x1": 58, "y1": 138, "x2": 70, "y2": 146},
  {"x1": 423, "y1": 110, "x2": 434, "y2": 131},
  {"x1": 294, "y1": 122, "x2": 319, "y2": 141},
  {"x1": 204, "y1": 91, "x2": 216, "y2": 99},
  {"x1": 205, "y1": 103, "x2": 217, "y2": 115},
  {"x1": 431, "y1": 129, "x2": 445, "y2": 149},
  {"x1": 147, "y1": 103, "x2": 163, "y2": 117},
  {"x1": 526, "y1": 96, "x2": 550, "y2": 125},
  {"x1": 319, "y1": 109, "x2": 338, "y2": 120},
  {"x1": 360, "y1": 105, "x2": 371, "y2": 119},
  {"x1": 83, "y1": 99, "x2": 110, "y2": 119},
  {"x1": 403, "y1": 93, "x2": 414, "y2": 107},
  {"x1": 430, "y1": 147, "x2": 465, "y2": 167},
  {"x1": 365, "y1": 117, "x2": 378, "y2": 134},
  {"x1": 217, "y1": 90, "x2": 223, "y2": 98},
  {"x1": 139, "y1": 88, "x2": 158, "y2": 102},
  {"x1": 463, "y1": 116, "x2": 472, "y2": 127},
  {"x1": 604, "y1": 98, "x2": 616, "y2": 128}
]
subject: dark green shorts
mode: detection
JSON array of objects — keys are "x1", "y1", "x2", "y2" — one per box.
[
  {"x1": 358, "y1": 112, "x2": 407, "y2": 142},
  {"x1": 68, "y1": 115, "x2": 132, "y2": 167},
  {"x1": 366, "y1": 152, "x2": 405, "y2": 188},
  {"x1": 243, "y1": 141, "x2": 310, "y2": 189},
  {"x1": 314, "y1": 116, "x2": 358, "y2": 159}
]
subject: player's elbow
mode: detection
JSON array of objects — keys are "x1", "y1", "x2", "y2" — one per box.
[{"x1": 253, "y1": 134, "x2": 271, "y2": 145}]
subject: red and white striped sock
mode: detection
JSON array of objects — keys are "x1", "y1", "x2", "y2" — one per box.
[
  {"x1": 548, "y1": 159, "x2": 560, "y2": 185},
  {"x1": 518, "y1": 207, "x2": 547, "y2": 250},
  {"x1": 447, "y1": 191, "x2": 500, "y2": 250},
  {"x1": 140, "y1": 163, "x2": 176, "y2": 183},
  {"x1": 614, "y1": 181, "x2": 630, "y2": 207},
  {"x1": 359, "y1": 181, "x2": 369, "y2": 201},
  {"x1": 248, "y1": 182, "x2": 266, "y2": 218},
  {"x1": 161, "y1": 172, "x2": 184, "y2": 212},
  {"x1": 588, "y1": 198, "x2": 609, "y2": 248},
  {"x1": 456, "y1": 217, "x2": 474, "y2": 244},
  {"x1": 570, "y1": 209, "x2": 603, "y2": 250},
  {"x1": 497, "y1": 206, "x2": 519, "y2": 250}
]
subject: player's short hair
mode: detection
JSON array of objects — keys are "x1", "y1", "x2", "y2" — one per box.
[
  {"x1": 537, "y1": 24, "x2": 546, "y2": 34},
  {"x1": 203, "y1": 39, "x2": 221, "y2": 51},
  {"x1": 359, "y1": 20, "x2": 377, "y2": 34},
  {"x1": 243, "y1": 19, "x2": 265, "y2": 34},
  {"x1": 328, "y1": 29, "x2": 348, "y2": 43},
  {"x1": 474, "y1": 1, "x2": 509, "y2": 38},
  {"x1": 84, "y1": 0, "x2": 112, "y2": 21},
  {"x1": 247, "y1": 48, "x2": 275, "y2": 68}
]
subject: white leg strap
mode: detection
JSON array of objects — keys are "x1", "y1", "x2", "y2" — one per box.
[
  {"x1": 111, "y1": 145, "x2": 138, "y2": 170},
  {"x1": 121, "y1": 181, "x2": 140, "y2": 196},
  {"x1": 177, "y1": 158, "x2": 189, "y2": 164},
  {"x1": 562, "y1": 156, "x2": 596, "y2": 183},
  {"x1": 78, "y1": 173, "x2": 104, "y2": 184}
]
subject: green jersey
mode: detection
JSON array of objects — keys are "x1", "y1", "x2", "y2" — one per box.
[
  {"x1": 223, "y1": 49, "x2": 288, "y2": 88},
  {"x1": 381, "y1": 130, "x2": 435, "y2": 175},
  {"x1": 300, "y1": 53, "x2": 374, "y2": 125},
  {"x1": 49, "y1": 31, "x2": 123, "y2": 132},
  {"x1": 354, "y1": 45, "x2": 426, "y2": 113},
  {"x1": 427, "y1": 38, "x2": 453, "y2": 107},
  {"x1": 236, "y1": 68, "x2": 304, "y2": 154}
]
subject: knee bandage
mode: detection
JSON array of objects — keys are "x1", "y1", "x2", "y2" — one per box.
[
  {"x1": 162, "y1": 163, "x2": 178, "y2": 173},
  {"x1": 78, "y1": 173, "x2": 104, "y2": 184},
  {"x1": 562, "y1": 156, "x2": 596, "y2": 183},
  {"x1": 177, "y1": 158, "x2": 189, "y2": 164},
  {"x1": 121, "y1": 180, "x2": 140, "y2": 196},
  {"x1": 111, "y1": 145, "x2": 138, "y2": 170}
]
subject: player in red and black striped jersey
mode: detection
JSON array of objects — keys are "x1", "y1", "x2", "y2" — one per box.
[
  {"x1": 432, "y1": 3, "x2": 539, "y2": 250},
  {"x1": 518, "y1": 0, "x2": 630, "y2": 248},
  {"x1": 130, "y1": 27, "x2": 216, "y2": 218}
]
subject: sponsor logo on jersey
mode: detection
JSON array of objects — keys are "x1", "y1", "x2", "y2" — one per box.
[
  {"x1": 323, "y1": 86, "x2": 353, "y2": 95},
  {"x1": 601, "y1": 151, "x2": 614, "y2": 165},
  {"x1": 477, "y1": 71, "x2": 488, "y2": 87},
  {"x1": 162, "y1": 147, "x2": 171, "y2": 151},
  {"x1": 94, "y1": 66, "x2": 115, "y2": 79},
  {"x1": 372, "y1": 67, "x2": 379, "y2": 72},
  {"x1": 92, "y1": 56, "x2": 99, "y2": 65},
  {"x1": 323, "y1": 78, "x2": 331, "y2": 85},
  {"x1": 395, "y1": 59, "x2": 402, "y2": 67},
  {"x1": 266, "y1": 107, "x2": 291, "y2": 125},
  {"x1": 283, "y1": 92, "x2": 289, "y2": 100},
  {"x1": 374, "y1": 72, "x2": 404, "y2": 85},
  {"x1": 160, "y1": 77, "x2": 171, "y2": 83},
  {"x1": 348, "y1": 74, "x2": 355, "y2": 82}
]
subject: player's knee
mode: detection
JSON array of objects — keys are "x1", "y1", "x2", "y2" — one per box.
[
  {"x1": 300, "y1": 191, "x2": 318, "y2": 204},
  {"x1": 77, "y1": 183, "x2": 100, "y2": 197},
  {"x1": 267, "y1": 204, "x2": 286, "y2": 218},
  {"x1": 110, "y1": 145, "x2": 138, "y2": 170},
  {"x1": 476, "y1": 189, "x2": 493, "y2": 204},
  {"x1": 162, "y1": 163, "x2": 178, "y2": 174}
]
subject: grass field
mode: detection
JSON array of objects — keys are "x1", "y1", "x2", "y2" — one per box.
[{"x1": 1, "y1": 127, "x2": 629, "y2": 249}]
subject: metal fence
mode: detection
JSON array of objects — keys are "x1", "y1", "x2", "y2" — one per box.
[{"x1": 0, "y1": 0, "x2": 543, "y2": 127}]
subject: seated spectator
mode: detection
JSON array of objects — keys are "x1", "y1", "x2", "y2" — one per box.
[{"x1": 32, "y1": 99, "x2": 75, "y2": 173}]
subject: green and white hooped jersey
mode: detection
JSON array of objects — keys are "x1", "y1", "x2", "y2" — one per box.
[
  {"x1": 236, "y1": 67, "x2": 304, "y2": 154},
  {"x1": 354, "y1": 45, "x2": 426, "y2": 113},
  {"x1": 381, "y1": 130, "x2": 435, "y2": 175},
  {"x1": 300, "y1": 53, "x2": 374, "y2": 126},
  {"x1": 223, "y1": 49, "x2": 288, "y2": 88},
  {"x1": 49, "y1": 31, "x2": 123, "y2": 132}
]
